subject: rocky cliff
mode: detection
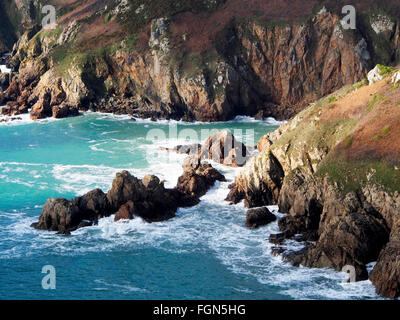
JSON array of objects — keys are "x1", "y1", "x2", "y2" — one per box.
[
  {"x1": 1, "y1": 0, "x2": 400, "y2": 121},
  {"x1": 229, "y1": 66, "x2": 400, "y2": 298},
  {"x1": 0, "y1": 0, "x2": 43, "y2": 54}
]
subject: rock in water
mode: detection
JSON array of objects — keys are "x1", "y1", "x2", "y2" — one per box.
[
  {"x1": 106, "y1": 171, "x2": 146, "y2": 210},
  {"x1": 31, "y1": 189, "x2": 112, "y2": 233},
  {"x1": 0, "y1": 101, "x2": 28, "y2": 116},
  {"x1": 114, "y1": 201, "x2": 136, "y2": 222},
  {"x1": 77, "y1": 188, "x2": 111, "y2": 221},
  {"x1": 32, "y1": 197, "x2": 82, "y2": 233},
  {"x1": 32, "y1": 168, "x2": 209, "y2": 233},
  {"x1": 158, "y1": 144, "x2": 201, "y2": 156},
  {"x1": 52, "y1": 103, "x2": 79, "y2": 118},
  {"x1": 30, "y1": 91, "x2": 52, "y2": 120},
  {"x1": 200, "y1": 130, "x2": 250, "y2": 167},
  {"x1": 370, "y1": 241, "x2": 400, "y2": 298},
  {"x1": 246, "y1": 207, "x2": 277, "y2": 228},
  {"x1": 177, "y1": 156, "x2": 226, "y2": 198},
  {"x1": 370, "y1": 226, "x2": 400, "y2": 298}
]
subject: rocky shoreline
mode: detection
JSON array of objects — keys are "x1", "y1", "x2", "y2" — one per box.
[
  {"x1": 2, "y1": 0, "x2": 400, "y2": 300},
  {"x1": 224, "y1": 66, "x2": 400, "y2": 298},
  {"x1": 31, "y1": 130, "x2": 244, "y2": 234},
  {"x1": 18, "y1": 71, "x2": 400, "y2": 299},
  {"x1": 1, "y1": 2, "x2": 400, "y2": 123}
]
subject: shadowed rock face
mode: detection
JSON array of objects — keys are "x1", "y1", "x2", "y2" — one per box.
[
  {"x1": 32, "y1": 158, "x2": 226, "y2": 233},
  {"x1": 277, "y1": 184, "x2": 390, "y2": 281},
  {"x1": 31, "y1": 188, "x2": 112, "y2": 234},
  {"x1": 246, "y1": 207, "x2": 276, "y2": 229},
  {"x1": 177, "y1": 156, "x2": 226, "y2": 198},
  {"x1": 370, "y1": 240, "x2": 400, "y2": 298}
]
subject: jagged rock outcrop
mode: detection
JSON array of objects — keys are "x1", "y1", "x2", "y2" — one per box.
[
  {"x1": 226, "y1": 150, "x2": 285, "y2": 207},
  {"x1": 2, "y1": 1, "x2": 400, "y2": 122},
  {"x1": 370, "y1": 239, "x2": 400, "y2": 299},
  {"x1": 177, "y1": 155, "x2": 226, "y2": 198},
  {"x1": 277, "y1": 180, "x2": 390, "y2": 280},
  {"x1": 229, "y1": 67, "x2": 400, "y2": 297},
  {"x1": 0, "y1": 0, "x2": 42, "y2": 54},
  {"x1": 199, "y1": 130, "x2": 250, "y2": 167},
  {"x1": 0, "y1": 101, "x2": 28, "y2": 116},
  {"x1": 107, "y1": 171, "x2": 195, "y2": 223},
  {"x1": 0, "y1": 72, "x2": 9, "y2": 91},
  {"x1": 32, "y1": 155, "x2": 226, "y2": 231},
  {"x1": 31, "y1": 188, "x2": 111, "y2": 234}
]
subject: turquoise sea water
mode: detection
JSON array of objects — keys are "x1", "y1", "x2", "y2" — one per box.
[{"x1": 0, "y1": 112, "x2": 380, "y2": 299}]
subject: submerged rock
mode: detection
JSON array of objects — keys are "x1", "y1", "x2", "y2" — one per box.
[{"x1": 158, "y1": 143, "x2": 201, "y2": 156}]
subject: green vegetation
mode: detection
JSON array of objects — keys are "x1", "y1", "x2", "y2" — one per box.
[
  {"x1": 328, "y1": 96, "x2": 337, "y2": 103},
  {"x1": 367, "y1": 94, "x2": 384, "y2": 112},
  {"x1": 317, "y1": 156, "x2": 400, "y2": 195},
  {"x1": 377, "y1": 64, "x2": 394, "y2": 77},
  {"x1": 104, "y1": 12, "x2": 113, "y2": 23},
  {"x1": 353, "y1": 78, "x2": 369, "y2": 90},
  {"x1": 342, "y1": 135, "x2": 354, "y2": 149},
  {"x1": 382, "y1": 126, "x2": 390, "y2": 135},
  {"x1": 122, "y1": 0, "x2": 225, "y2": 34}
]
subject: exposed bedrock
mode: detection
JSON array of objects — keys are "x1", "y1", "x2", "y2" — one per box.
[
  {"x1": 370, "y1": 237, "x2": 400, "y2": 299},
  {"x1": 276, "y1": 179, "x2": 390, "y2": 281},
  {"x1": 234, "y1": 145, "x2": 397, "y2": 288},
  {"x1": 32, "y1": 158, "x2": 225, "y2": 233},
  {"x1": 31, "y1": 188, "x2": 111, "y2": 234},
  {"x1": 1, "y1": 9, "x2": 389, "y2": 122},
  {"x1": 159, "y1": 130, "x2": 251, "y2": 167},
  {"x1": 227, "y1": 72, "x2": 400, "y2": 297},
  {"x1": 177, "y1": 155, "x2": 226, "y2": 198},
  {"x1": 246, "y1": 207, "x2": 276, "y2": 229},
  {"x1": 199, "y1": 130, "x2": 250, "y2": 167}
]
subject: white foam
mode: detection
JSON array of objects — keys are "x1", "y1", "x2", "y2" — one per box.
[
  {"x1": 84, "y1": 111, "x2": 286, "y2": 126},
  {"x1": 0, "y1": 111, "x2": 60, "y2": 126},
  {"x1": 0, "y1": 65, "x2": 11, "y2": 73},
  {"x1": 1, "y1": 159, "x2": 381, "y2": 299},
  {"x1": 0, "y1": 114, "x2": 379, "y2": 299}
]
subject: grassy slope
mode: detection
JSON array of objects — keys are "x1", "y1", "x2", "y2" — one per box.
[
  {"x1": 317, "y1": 75, "x2": 400, "y2": 194},
  {"x1": 267, "y1": 67, "x2": 400, "y2": 195}
]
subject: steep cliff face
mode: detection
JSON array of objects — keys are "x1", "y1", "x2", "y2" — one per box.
[
  {"x1": 1, "y1": 0, "x2": 400, "y2": 121},
  {"x1": 0, "y1": 0, "x2": 43, "y2": 54},
  {"x1": 230, "y1": 68, "x2": 400, "y2": 298}
]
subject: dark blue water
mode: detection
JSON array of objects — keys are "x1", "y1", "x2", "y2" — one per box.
[{"x1": 0, "y1": 112, "x2": 379, "y2": 299}]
